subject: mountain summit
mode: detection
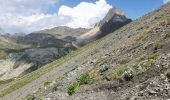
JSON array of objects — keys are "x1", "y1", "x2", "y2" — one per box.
[{"x1": 74, "y1": 8, "x2": 131, "y2": 47}]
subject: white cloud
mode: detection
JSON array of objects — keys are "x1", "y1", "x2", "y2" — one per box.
[
  {"x1": 163, "y1": 0, "x2": 170, "y2": 3},
  {"x1": 58, "y1": 0, "x2": 112, "y2": 28},
  {"x1": 0, "y1": 0, "x2": 112, "y2": 33}
]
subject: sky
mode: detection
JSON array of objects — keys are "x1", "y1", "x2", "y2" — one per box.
[{"x1": 0, "y1": 0, "x2": 169, "y2": 34}]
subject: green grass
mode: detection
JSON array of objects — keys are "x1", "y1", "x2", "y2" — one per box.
[
  {"x1": 43, "y1": 80, "x2": 50, "y2": 87},
  {"x1": 67, "y1": 73, "x2": 91, "y2": 95},
  {"x1": 77, "y1": 73, "x2": 91, "y2": 85},
  {"x1": 114, "y1": 67, "x2": 125, "y2": 79},
  {"x1": 68, "y1": 82, "x2": 79, "y2": 95}
]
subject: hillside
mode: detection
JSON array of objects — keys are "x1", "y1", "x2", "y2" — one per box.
[
  {"x1": 0, "y1": 3, "x2": 170, "y2": 100},
  {"x1": 0, "y1": 7, "x2": 130, "y2": 82}
]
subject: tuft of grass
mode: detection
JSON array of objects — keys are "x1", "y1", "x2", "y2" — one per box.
[
  {"x1": 132, "y1": 62, "x2": 140, "y2": 73},
  {"x1": 77, "y1": 73, "x2": 90, "y2": 85},
  {"x1": 104, "y1": 74, "x2": 112, "y2": 81},
  {"x1": 43, "y1": 80, "x2": 50, "y2": 87},
  {"x1": 25, "y1": 94, "x2": 36, "y2": 100},
  {"x1": 154, "y1": 41, "x2": 163, "y2": 50},
  {"x1": 114, "y1": 67, "x2": 125, "y2": 79},
  {"x1": 136, "y1": 27, "x2": 151, "y2": 41},
  {"x1": 132, "y1": 54, "x2": 157, "y2": 75},
  {"x1": 68, "y1": 82, "x2": 79, "y2": 95}
]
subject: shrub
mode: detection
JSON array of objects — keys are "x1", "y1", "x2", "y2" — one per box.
[
  {"x1": 77, "y1": 73, "x2": 90, "y2": 85},
  {"x1": 68, "y1": 82, "x2": 79, "y2": 95}
]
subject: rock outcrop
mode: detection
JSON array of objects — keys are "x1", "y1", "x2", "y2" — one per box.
[{"x1": 74, "y1": 8, "x2": 132, "y2": 47}]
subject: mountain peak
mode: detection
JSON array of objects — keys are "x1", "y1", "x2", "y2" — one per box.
[{"x1": 108, "y1": 7, "x2": 124, "y2": 16}]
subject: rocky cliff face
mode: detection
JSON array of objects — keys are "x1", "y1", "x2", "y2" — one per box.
[{"x1": 74, "y1": 8, "x2": 131, "y2": 47}]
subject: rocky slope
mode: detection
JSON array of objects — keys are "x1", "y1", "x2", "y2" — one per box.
[
  {"x1": 36, "y1": 3, "x2": 170, "y2": 100},
  {"x1": 0, "y1": 2, "x2": 169, "y2": 100}
]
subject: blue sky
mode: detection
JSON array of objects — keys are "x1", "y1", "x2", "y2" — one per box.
[
  {"x1": 50, "y1": 0, "x2": 164, "y2": 20},
  {"x1": 0, "y1": 0, "x2": 168, "y2": 33}
]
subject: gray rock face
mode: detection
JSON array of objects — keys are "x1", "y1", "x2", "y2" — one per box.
[
  {"x1": 98, "y1": 8, "x2": 132, "y2": 35},
  {"x1": 10, "y1": 47, "x2": 72, "y2": 73},
  {"x1": 75, "y1": 8, "x2": 132, "y2": 47},
  {"x1": 17, "y1": 33, "x2": 67, "y2": 48}
]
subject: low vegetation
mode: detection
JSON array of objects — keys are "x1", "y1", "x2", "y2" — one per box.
[
  {"x1": 136, "y1": 27, "x2": 151, "y2": 41},
  {"x1": 77, "y1": 73, "x2": 91, "y2": 85},
  {"x1": 154, "y1": 41, "x2": 163, "y2": 51},
  {"x1": 0, "y1": 79, "x2": 14, "y2": 85},
  {"x1": 114, "y1": 66, "x2": 126, "y2": 79},
  {"x1": 68, "y1": 72, "x2": 91, "y2": 95},
  {"x1": 43, "y1": 80, "x2": 50, "y2": 87},
  {"x1": 68, "y1": 82, "x2": 79, "y2": 95}
]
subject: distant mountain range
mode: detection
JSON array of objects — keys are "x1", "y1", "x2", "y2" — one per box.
[{"x1": 0, "y1": 7, "x2": 131, "y2": 80}]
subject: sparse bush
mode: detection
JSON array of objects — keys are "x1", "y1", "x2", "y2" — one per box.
[{"x1": 68, "y1": 82, "x2": 79, "y2": 95}]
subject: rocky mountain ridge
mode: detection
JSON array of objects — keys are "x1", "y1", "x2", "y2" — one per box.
[{"x1": 74, "y1": 8, "x2": 131, "y2": 47}]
